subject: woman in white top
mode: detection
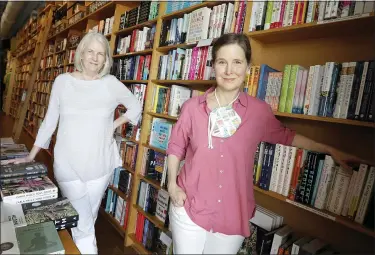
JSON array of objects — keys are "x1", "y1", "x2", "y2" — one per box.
[{"x1": 5, "y1": 32, "x2": 142, "y2": 254}]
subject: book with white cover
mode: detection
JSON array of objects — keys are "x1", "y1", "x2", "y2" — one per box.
[
  {"x1": 0, "y1": 137, "x2": 14, "y2": 145},
  {"x1": 1, "y1": 202, "x2": 27, "y2": 228},
  {"x1": 1, "y1": 221, "x2": 21, "y2": 254}
]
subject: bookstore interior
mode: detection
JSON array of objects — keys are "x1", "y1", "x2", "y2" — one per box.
[{"x1": 0, "y1": 1, "x2": 374, "y2": 255}]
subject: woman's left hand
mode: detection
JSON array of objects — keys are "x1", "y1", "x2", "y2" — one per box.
[{"x1": 328, "y1": 147, "x2": 373, "y2": 171}]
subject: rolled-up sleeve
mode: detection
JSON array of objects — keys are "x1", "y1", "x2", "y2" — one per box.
[
  {"x1": 262, "y1": 104, "x2": 296, "y2": 146},
  {"x1": 34, "y1": 75, "x2": 62, "y2": 149},
  {"x1": 166, "y1": 101, "x2": 192, "y2": 160},
  {"x1": 110, "y1": 76, "x2": 142, "y2": 125}
]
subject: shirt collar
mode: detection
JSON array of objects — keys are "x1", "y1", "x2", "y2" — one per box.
[{"x1": 198, "y1": 86, "x2": 247, "y2": 107}]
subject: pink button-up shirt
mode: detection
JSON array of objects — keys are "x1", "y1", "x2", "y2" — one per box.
[{"x1": 166, "y1": 87, "x2": 296, "y2": 237}]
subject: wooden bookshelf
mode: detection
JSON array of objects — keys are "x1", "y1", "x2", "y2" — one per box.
[
  {"x1": 247, "y1": 13, "x2": 375, "y2": 44},
  {"x1": 9, "y1": 1, "x2": 375, "y2": 254},
  {"x1": 253, "y1": 187, "x2": 375, "y2": 238},
  {"x1": 99, "y1": 207, "x2": 125, "y2": 238}
]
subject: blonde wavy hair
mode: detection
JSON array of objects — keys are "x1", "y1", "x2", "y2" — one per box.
[{"x1": 74, "y1": 32, "x2": 112, "y2": 78}]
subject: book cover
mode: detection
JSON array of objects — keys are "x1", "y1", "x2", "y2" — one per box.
[
  {"x1": 16, "y1": 221, "x2": 65, "y2": 254},
  {"x1": 22, "y1": 197, "x2": 79, "y2": 226},
  {"x1": 1, "y1": 221, "x2": 21, "y2": 254}
]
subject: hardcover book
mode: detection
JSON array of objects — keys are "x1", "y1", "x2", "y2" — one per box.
[
  {"x1": 22, "y1": 197, "x2": 79, "y2": 226},
  {"x1": 1, "y1": 162, "x2": 48, "y2": 179},
  {"x1": 16, "y1": 221, "x2": 65, "y2": 254},
  {"x1": 1, "y1": 221, "x2": 21, "y2": 254}
]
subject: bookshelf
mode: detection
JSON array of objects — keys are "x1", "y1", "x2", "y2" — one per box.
[{"x1": 8, "y1": 1, "x2": 375, "y2": 254}]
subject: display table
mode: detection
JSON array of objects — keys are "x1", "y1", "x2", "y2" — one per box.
[{"x1": 58, "y1": 230, "x2": 80, "y2": 254}]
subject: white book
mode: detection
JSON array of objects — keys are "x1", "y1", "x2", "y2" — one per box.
[
  {"x1": 354, "y1": 1, "x2": 365, "y2": 15},
  {"x1": 1, "y1": 202, "x2": 27, "y2": 228},
  {"x1": 270, "y1": 225, "x2": 293, "y2": 254},
  {"x1": 282, "y1": 147, "x2": 297, "y2": 197},
  {"x1": 0, "y1": 137, "x2": 14, "y2": 145},
  {"x1": 277, "y1": 145, "x2": 290, "y2": 194},
  {"x1": 341, "y1": 170, "x2": 358, "y2": 217},
  {"x1": 355, "y1": 166, "x2": 375, "y2": 224},
  {"x1": 348, "y1": 164, "x2": 369, "y2": 218},
  {"x1": 224, "y1": 3, "x2": 234, "y2": 34},
  {"x1": 327, "y1": 167, "x2": 352, "y2": 214},
  {"x1": 339, "y1": 62, "x2": 357, "y2": 119},
  {"x1": 303, "y1": 65, "x2": 315, "y2": 114},
  {"x1": 275, "y1": 145, "x2": 287, "y2": 194},
  {"x1": 168, "y1": 85, "x2": 192, "y2": 117},
  {"x1": 333, "y1": 62, "x2": 349, "y2": 118},
  {"x1": 248, "y1": 1, "x2": 259, "y2": 32},
  {"x1": 1, "y1": 221, "x2": 21, "y2": 254},
  {"x1": 308, "y1": 65, "x2": 325, "y2": 116},
  {"x1": 314, "y1": 155, "x2": 336, "y2": 209},
  {"x1": 269, "y1": 144, "x2": 281, "y2": 192}
]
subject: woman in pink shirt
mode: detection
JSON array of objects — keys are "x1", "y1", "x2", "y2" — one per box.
[{"x1": 166, "y1": 33, "x2": 364, "y2": 254}]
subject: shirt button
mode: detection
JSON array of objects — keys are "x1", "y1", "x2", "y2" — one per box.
[
  {"x1": 218, "y1": 200, "x2": 221, "y2": 203},
  {"x1": 220, "y1": 170, "x2": 223, "y2": 173},
  {"x1": 219, "y1": 185, "x2": 222, "y2": 188},
  {"x1": 220, "y1": 155, "x2": 224, "y2": 157}
]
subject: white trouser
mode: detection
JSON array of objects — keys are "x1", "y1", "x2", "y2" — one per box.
[
  {"x1": 169, "y1": 204, "x2": 245, "y2": 254},
  {"x1": 58, "y1": 173, "x2": 111, "y2": 255}
]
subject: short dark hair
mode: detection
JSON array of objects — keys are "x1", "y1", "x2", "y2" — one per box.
[{"x1": 212, "y1": 33, "x2": 251, "y2": 64}]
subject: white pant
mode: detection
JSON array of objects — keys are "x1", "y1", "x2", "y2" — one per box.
[
  {"x1": 169, "y1": 204, "x2": 244, "y2": 254},
  {"x1": 58, "y1": 173, "x2": 111, "y2": 254}
]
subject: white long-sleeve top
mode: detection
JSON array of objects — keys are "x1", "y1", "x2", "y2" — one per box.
[{"x1": 34, "y1": 73, "x2": 142, "y2": 182}]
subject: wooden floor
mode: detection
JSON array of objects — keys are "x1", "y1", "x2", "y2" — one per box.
[{"x1": 0, "y1": 112, "x2": 136, "y2": 255}]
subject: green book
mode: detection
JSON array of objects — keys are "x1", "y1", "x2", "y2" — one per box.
[
  {"x1": 16, "y1": 221, "x2": 65, "y2": 254},
  {"x1": 278, "y1": 65, "x2": 291, "y2": 112}
]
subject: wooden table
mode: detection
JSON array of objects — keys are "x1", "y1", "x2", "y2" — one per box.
[{"x1": 58, "y1": 229, "x2": 80, "y2": 254}]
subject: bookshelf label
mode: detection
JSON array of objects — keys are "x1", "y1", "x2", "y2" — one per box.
[{"x1": 286, "y1": 199, "x2": 336, "y2": 221}]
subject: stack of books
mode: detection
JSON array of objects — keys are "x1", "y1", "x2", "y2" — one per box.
[{"x1": 0, "y1": 137, "x2": 79, "y2": 254}]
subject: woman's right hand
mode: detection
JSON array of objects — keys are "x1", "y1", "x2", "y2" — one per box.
[
  {"x1": 1, "y1": 156, "x2": 33, "y2": 165},
  {"x1": 168, "y1": 184, "x2": 187, "y2": 207}
]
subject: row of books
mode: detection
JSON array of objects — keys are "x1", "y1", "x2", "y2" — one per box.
[
  {"x1": 118, "y1": 1, "x2": 159, "y2": 30},
  {"x1": 101, "y1": 166, "x2": 134, "y2": 230},
  {"x1": 160, "y1": 1, "x2": 247, "y2": 46},
  {"x1": 247, "y1": 60, "x2": 374, "y2": 122},
  {"x1": 88, "y1": 16, "x2": 115, "y2": 36},
  {"x1": 237, "y1": 205, "x2": 339, "y2": 255},
  {"x1": 253, "y1": 142, "x2": 374, "y2": 229},
  {"x1": 113, "y1": 83, "x2": 147, "y2": 142},
  {"x1": 249, "y1": 0, "x2": 374, "y2": 32},
  {"x1": 157, "y1": 46, "x2": 214, "y2": 81},
  {"x1": 1, "y1": 138, "x2": 79, "y2": 254},
  {"x1": 112, "y1": 55, "x2": 152, "y2": 81},
  {"x1": 151, "y1": 84, "x2": 202, "y2": 118},
  {"x1": 239, "y1": 205, "x2": 342, "y2": 254},
  {"x1": 115, "y1": 24, "x2": 156, "y2": 55}
]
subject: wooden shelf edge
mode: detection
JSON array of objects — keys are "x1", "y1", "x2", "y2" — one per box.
[
  {"x1": 147, "y1": 112, "x2": 178, "y2": 121},
  {"x1": 113, "y1": 49, "x2": 153, "y2": 58},
  {"x1": 115, "y1": 19, "x2": 158, "y2": 35},
  {"x1": 246, "y1": 13, "x2": 374, "y2": 41},
  {"x1": 108, "y1": 185, "x2": 130, "y2": 202},
  {"x1": 138, "y1": 174, "x2": 162, "y2": 190},
  {"x1": 121, "y1": 80, "x2": 148, "y2": 84},
  {"x1": 142, "y1": 143, "x2": 166, "y2": 155},
  {"x1": 274, "y1": 112, "x2": 375, "y2": 128},
  {"x1": 254, "y1": 187, "x2": 375, "y2": 238},
  {"x1": 161, "y1": 1, "x2": 223, "y2": 20},
  {"x1": 128, "y1": 233, "x2": 151, "y2": 254},
  {"x1": 152, "y1": 79, "x2": 216, "y2": 86},
  {"x1": 133, "y1": 204, "x2": 168, "y2": 232},
  {"x1": 99, "y1": 207, "x2": 125, "y2": 237}
]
